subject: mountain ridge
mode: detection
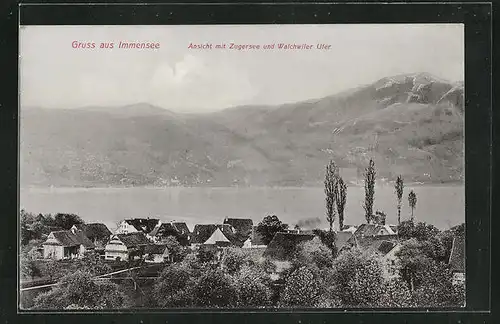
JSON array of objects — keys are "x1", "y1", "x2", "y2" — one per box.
[{"x1": 20, "y1": 72, "x2": 464, "y2": 188}]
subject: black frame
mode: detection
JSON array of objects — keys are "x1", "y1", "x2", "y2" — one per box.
[{"x1": 1, "y1": 2, "x2": 493, "y2": 324}]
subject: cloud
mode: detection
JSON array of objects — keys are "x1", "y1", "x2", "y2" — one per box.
[{"x1": 148, "y1": 54, "x2": 256, "y2": 112}]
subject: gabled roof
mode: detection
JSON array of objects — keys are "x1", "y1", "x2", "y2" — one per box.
[
  {"x1": 204, "y1": 228, "x2": 231, "y2": 244},
  {"x1": 347, "y1": 235, "x2": 399, "y2": 256},
  {"x1": 191, "y1": 224, "x2": 239, "y2": 246},
  {"x1": 124, "y1": 218, "x2": 160, "y2": 233},
  {"x1": 149, "y1": 222, "x2": 190, "y2": 246},
  {"x1": 352, "y1": 224, "x2": 395, "y2": 238},
  {"x1": 115, "y1": 232, "x2": 151, "y2": 248},
  {"x1": 144, "y1": 244, "x2": 168, "y2": 255},
  {"x1": 448, "y1": 235, "x2": 465, "y2": 272},
  {"x1": 263, "y1": 232, "x2": 315, "y2": 260},
  {"x1": 223, "y1": 218, "x2": 253, "y2": 238},
  {"x1": 335, "y1": 231, "x2": 353, "y2": 251},
  {"x1": 44, "y1": 230, "x2": 95, "y2": 248},
  {"x1": 74, "y1": 223, "x2": 111, "y2": 241}
]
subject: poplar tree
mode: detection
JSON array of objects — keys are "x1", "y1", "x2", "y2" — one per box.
[
  {"x1": 408, "y1": 190, "x2": 417, "y2": 221},
  {"x1": 324, "y1": 160, "x2": 338, "y2": 232},
  {"x1": 395, "y1": 175, "x2": 404, "y2": 226},
  {"x1": 363, "y1": 159, "x2": 376, "y2": 224},
  {"x1": 335, "y1": 176, "x2": 348, "y2": 231}
]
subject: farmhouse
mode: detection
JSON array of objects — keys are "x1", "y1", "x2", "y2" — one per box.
[
  {"x1": 115, "y1": 218, "x2": 160, "y2": 235},
  {"x1": 144, "y1": 244, "x2": 170, "y2": 263},
  {"x1": 191, "y1": 224, "x2": 238, "y2": 247},
  {"x1": 42, "y1": 228, "x2": 95, "y2": 260},
  {"x1": 263, "y1": 232, "x2": 315, "y2": 261},
  {"x1": 448, "y1": 234, "x2": 465, "y2": 285},
  {"x1": 104, "y1": 232, "x2": 151, "y2": 261},
  {"x1": 148, "y1": 221, "x2": 190, "y2": 246}
]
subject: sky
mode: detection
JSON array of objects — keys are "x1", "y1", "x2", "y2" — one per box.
[{"x1": 19, "y1": 24, "x2": 464, "y2": 113}]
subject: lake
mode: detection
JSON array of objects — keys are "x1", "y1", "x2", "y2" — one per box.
[{"x1": 20, "y1": 185, "x2": 464, "y2": 232}]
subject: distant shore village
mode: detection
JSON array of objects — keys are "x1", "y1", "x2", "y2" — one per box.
[{"x1": 36, "y1": 216, "x2": 465, "y2": 285}]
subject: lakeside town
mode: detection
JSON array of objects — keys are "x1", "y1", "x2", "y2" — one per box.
[{"x1": 20, "y1": 159, "x2": 465, "y2": 310}]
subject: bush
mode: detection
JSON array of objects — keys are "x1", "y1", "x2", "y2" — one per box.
[
  {"x1": 153, "y1": 263, "x2": 194, "y2": 307},
  {"x1": 33, "y1": 271, "x2": 127, "y2": 309},
  {"x1": 193, "y1": 269, "x2": 239, "y2": 308}
]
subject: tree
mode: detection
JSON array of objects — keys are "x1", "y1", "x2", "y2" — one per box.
[
  {"x1": 153, "y1": 263, "x2": 194, "y2": 307},
  {"x1": 53, "y1": 213, "x2": 84, "y2": 230},
  {"x1": 395, "y1": 175, "x2": 404, "y2": 226},
  {"x1": 398, "y1": 220, "x2": 440, "y2": 242},
  {"x1": 234, "y1": 265, "x2": 272, "y2": 307},
  {"x1": 193, "y1": 269, "x2": 239, "y2": 307},
  {"x1": 330, "y1": 249, "x2": 385, "y2": 307},
  {"x1": 256, "y1": 215, "x2": 288, "y2": 245},
  {"x1": 324, "y1": 160, "x2": 339, "y2": 232},
  {"x1": 279, "y1": 266, "x2": 322, "y2": 307},
  {"x1": 33, "y1": 271, "x2": 127, "y2": 309},
  {"x1": 335, "y1": 176, "x2": 348, "y2": 231},
  {"x1": 293, "y1": 237, "x2": 334, "y2": 270},
  {"x1": 363, "y1": 159, "x2": 376, "y2": 224},
  {"x1": 395, "y1": 239, "x2": 433, "y2": 291},
  {"x1": 408, "y1": 190, "x2": 417, "y2": 220}
]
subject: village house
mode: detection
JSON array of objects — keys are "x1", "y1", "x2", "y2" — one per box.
[
  {"x1": 115, "y1": 218, "x2": 161, "y2": 235},
  {"x1": 448, "y1": 234, "x2": 465, "y2": 286},
  {"x1": 147, "y1": 221, "x2": 190, "y2": 246},
  {"x1": 104, "y1": 232, "x2": 151, "y2": 261},
  {"x1": 143, "y1": 244, "x2": 170, "y2": 263},
  {"x1": 343, "y1": 233, "x2": 401, "y2": 279},
  {"x1": 341, "y1": 224, "x2": 358, "y2": 233},
  {"x1": 263, "y1": 232, "x2": 315, "y2": 261},
  {"x1": 42, "y1": 227, "x2": 95, "y2": 260},
  {"x1": 190, "y1": 224, "x2": 239, "y2": 248}
]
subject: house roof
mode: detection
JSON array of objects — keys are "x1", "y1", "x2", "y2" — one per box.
[
  {"x1": 263, "y1": 232, "x2": 315, "y2": 260},
  {"x1": 448, "y1": 235, "x2": 465, "y2": 272},
  {"x1": 335, "y1": 231, "x2": 353, "y2": 251},
  {"x1": 45, "y1": 230, "x2": 95, "y2": 248},
  {"x1": 352, "y1": 224, "x2": 396, "y2": 238},
  {"x1": 74, "y1": 223, "x2": 111, "y2": 241},
  {"x1": 347, "y1": 235, "x2": 399, "y2": 256},
  {"x1": 124, "y1": 218, "x2": 160, "y2": 233},
  {"x1": 115, "y1": 232, "x2": 151, "y2": 247},
  {"x1": 149, "y1": 222, "x2": 190, "y2": 240},
  {"x1": 204, "y1": 228, "x2": 231, "y2": 244},
  {"x1": 144, "y1": 244, "x2": 168, "y2": 255}
]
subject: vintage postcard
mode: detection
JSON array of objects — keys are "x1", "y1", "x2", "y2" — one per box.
[{"x1": 19, "y1": 24, "x2": 465, "y2": 310}]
